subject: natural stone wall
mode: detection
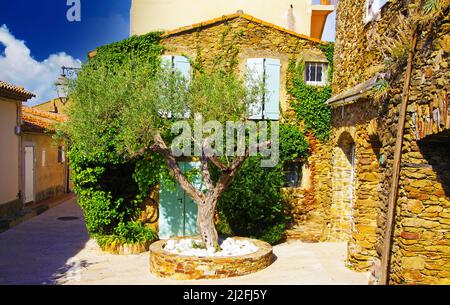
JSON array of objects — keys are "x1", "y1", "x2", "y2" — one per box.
[
  {"x1": 100, "y1": 240, "x2": 151, "y2": 255},
  {"x1": 285, "y1": 136, "x2": 332, "y2": 242},
  {"x1": 332, "y1": 0, "x2": 450, "y2": 282},
  {"x1": 330, "y1": 101, "x2": 383, "y2": 271},
  {"x1": 389, "y1": 8, "x2": 450, "y2": 284},
  {"x1": 149, "y1": 237, "x2": 273, "y2": 280},
  {"x1": 330, "y1": 131, "x2": 355, "y2": 241}
]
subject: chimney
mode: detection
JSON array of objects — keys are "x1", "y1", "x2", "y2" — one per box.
[{"x1": 287, "y1": 5, "x2": 295, "y2": 31}]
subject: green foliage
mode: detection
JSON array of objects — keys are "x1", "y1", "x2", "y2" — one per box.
[
  {"x1": 287, "y1": 46, "x2": 333, "y2": 142},
  {"x1": 422, "y1": 0, "x2": 442, "y2": 15},
  {"x1": 279, "y1": 123, "x2": 309, "y2": 161},
  {"x1": 215, "y1": 156, "x2": 290, "y2": 245},
  {"x1": 63, "y1": 33, "x2": 166, "y2": 244},
  {"x1": 214, "y1": 124, "x2": 307, "y2": 245},
  {"x1": 92, "y1": 32, "x2": 164, "y2": 68},
  {"x1": 95, "y1": 221, "x2": 158, "y2": 248}
]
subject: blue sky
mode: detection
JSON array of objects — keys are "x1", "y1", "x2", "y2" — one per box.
[
  {"x1": 0, "y1": 0, "x2": 335, "y2": 104},
  {"x1": 0, "y1": 0, "x2": 131, "y2": 61}
]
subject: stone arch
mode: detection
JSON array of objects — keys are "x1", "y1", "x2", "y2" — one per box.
[{"x1": 329, "y1": 131, "x2": 356, "y2": 241}]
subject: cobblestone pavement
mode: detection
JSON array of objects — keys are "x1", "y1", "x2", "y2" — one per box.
[{"x1": 0, "y1": 198, "x2": 369, "y2": 285}]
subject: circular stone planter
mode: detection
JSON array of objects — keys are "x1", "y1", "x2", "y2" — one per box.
[{"x1": 149, "y1": 237, "x2": 273, "y2": 280}]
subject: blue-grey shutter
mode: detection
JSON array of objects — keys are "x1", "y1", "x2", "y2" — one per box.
[
  {"x1": 173, "y1": 56, "x2": 191, "y2": 118},
  {"x1": 161, "y1": 55, "x2": 173, "y2": 68},
  {"x1": 173, "y1": 55, "x2": 191, "y2": 82},
  {"x1": 246, "y1": 58, "x2": 264, "y2": 120},
  {"x1": 263, "y1": 58, "x2": 280, "y2": 120}
]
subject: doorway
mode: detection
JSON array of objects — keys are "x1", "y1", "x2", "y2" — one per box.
[
  {"x1": 330, "y1": 132, "x2": 356, "y2": 240},
  {"x1": 23, "y1": 144, "x2": 35, "y2": 204},
  {"x1": 158, "y1": 162, "x2": 202, "y2": 239}
]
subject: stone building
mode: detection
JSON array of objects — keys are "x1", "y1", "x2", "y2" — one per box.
[
  {"x1": 100, "y1": 11, "x2": 334, "y2": 239},
  {"x1": 325, "y1": 0, "x2": 449, "y2": 284}
]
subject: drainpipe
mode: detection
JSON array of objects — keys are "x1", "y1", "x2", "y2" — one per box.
[{"x1": 380, "y1": 23, "x2": 419, "y2": 285}]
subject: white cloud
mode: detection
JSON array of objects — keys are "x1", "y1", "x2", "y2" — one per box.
[{"x1": 0, "y1": 24, "x2": 81, "y2": 105}]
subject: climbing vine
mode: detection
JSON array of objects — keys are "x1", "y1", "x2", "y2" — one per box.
[{"x1": 287, "y1": 43, "x2": 334, "y2": 142}]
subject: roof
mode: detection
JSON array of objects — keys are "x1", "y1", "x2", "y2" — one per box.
[
  {"x1": 161, "y1": 11, "x2": 325, "y2": 44},
  {"x1": 0, "y1": 80, "x2": 35, "y2": 100},
  {"x1": 21, "y1": 107, "x2": 67, "y2": 133},
  {"x1": 326, "y1": 74, "x2": 386, "y2": 107}
]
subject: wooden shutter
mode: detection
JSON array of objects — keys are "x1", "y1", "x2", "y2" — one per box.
[
  {"x1": 263, "y1": 58, "x2": 281, "y2": 120},
  {"x1": 246, "y1": 58, "x2": 264, "y2": 120}
]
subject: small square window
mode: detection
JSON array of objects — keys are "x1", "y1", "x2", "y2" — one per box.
[
  {"x1": 305, "y1": 62, "x2": 327, "y2": 86},
  {"x1": 58, "y1": 146, "x2": 65, "y2": 163},
  {"x1": 283, "y1": 161, "x2": 302, "y2": 188}
]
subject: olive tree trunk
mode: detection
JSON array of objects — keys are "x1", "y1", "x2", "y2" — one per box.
[{"x1": 153, "y1": 133, "x2": 268, "y2": 248}]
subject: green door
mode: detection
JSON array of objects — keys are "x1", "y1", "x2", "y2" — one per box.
[{"x1": 159, "y1": 162, "x2": 202, "y2": 238}]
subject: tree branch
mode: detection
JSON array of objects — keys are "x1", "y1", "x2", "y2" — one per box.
[
  {"x1": 200, "y1": 152, "x2": 215, "y2": 192},
  {"x1": 211, "y1": 140, "x2": 272, "y2": 203},
  {"x1": 152, "y1": 133, "x2": 205, "y2": 203}
]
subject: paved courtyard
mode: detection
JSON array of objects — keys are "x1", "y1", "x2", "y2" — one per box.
[{"x1": 0, "y1": 198, "x2": 369, "y2": 285}]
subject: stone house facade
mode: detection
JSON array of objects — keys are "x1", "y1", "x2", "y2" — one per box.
[
  {"x1": 326, "y1": 0, "x2": 449, "y2": 284},
  {"x1": 131, "y1": 12, "x2": 335, "y2": 238}
]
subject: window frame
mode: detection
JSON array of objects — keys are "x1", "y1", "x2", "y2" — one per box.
[
  {"x1": 57, "y1": 146, "x2": 65, "y2": 164},
  {"x1": 304, "y1": 62, "x2": 328, "y2": 87}
]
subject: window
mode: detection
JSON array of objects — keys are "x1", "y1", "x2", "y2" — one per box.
[
  {"x1": 283, "y1": 161, "x2": 302, "y2": 188},
  {"x1": 41, "y1": 149, "x2": 46, "y2": 167},
  {"x1": 246, "y1": 58, "x2": 281, "y2": 120},
  {"x1": 58, "y1": 146, "x2": 65, "y2": 163},
  {"x1": 160, "y1": 55, "x2": 191, "y2": 118},
  {"x1": 305, "y1": 62, "x2": 328, "y2": 86},
  {"x1": 161, "y1": 55, "x2": 191, "y2": 81},
  {"x1": 365, "y1": 0, "x2": 388, "y2": 24}
]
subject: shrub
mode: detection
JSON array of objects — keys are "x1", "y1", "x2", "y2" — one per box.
[
  {"x1": 216, "y1": 157, "x2": 290, "y2": 245},
  {"x1": 95, "y1": 221, "x2": 158, "y2": 249}
]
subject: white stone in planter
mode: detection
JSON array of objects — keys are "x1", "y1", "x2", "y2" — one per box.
[{"x1": 163, "y1": 238, "x2": 259, "y2": 257}]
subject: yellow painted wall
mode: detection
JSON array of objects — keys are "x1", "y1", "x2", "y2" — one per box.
[
  {"x1": 0, "y1": 97, "x2": 20, "y2": 205},
  {"x1": 33, "y1": 98, "x2": 69, "y2": 115},
  {"x1": 21, "y1": 132, "x2": 67, "y2": 202},
  {"x1": 131, "y1": 0, "x2": 332, "y2": 38}
]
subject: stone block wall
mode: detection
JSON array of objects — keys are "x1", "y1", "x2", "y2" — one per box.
[
  {"x1": 285, "y1": 136, "x2": 332, "y2": 242},
  {"x1": 389, "y1": 9, "x2": 450, "y2": 283},
  {"x1": 332, "y1": 0, "x2": 450, "y2": 283}
]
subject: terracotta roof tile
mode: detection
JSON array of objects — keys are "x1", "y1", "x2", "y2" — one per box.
[
  {"x1": 0, "y1": 80, "x2": 35, "y2": 100},
  {"x1": 21, "y1": 106, "x2": 67, "y2": 133}
]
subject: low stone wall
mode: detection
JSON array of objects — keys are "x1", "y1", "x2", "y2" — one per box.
[
  {"x1": 100, "y1": 240, "x2": 151, "y2": 255},
  {"x1": 149, "y1": 237, "x2": 273, "y2": 280}
]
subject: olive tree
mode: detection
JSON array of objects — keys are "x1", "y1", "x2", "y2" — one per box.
[{"x1": 64, "y1": 60, "x2": 274, "y2": 248}]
